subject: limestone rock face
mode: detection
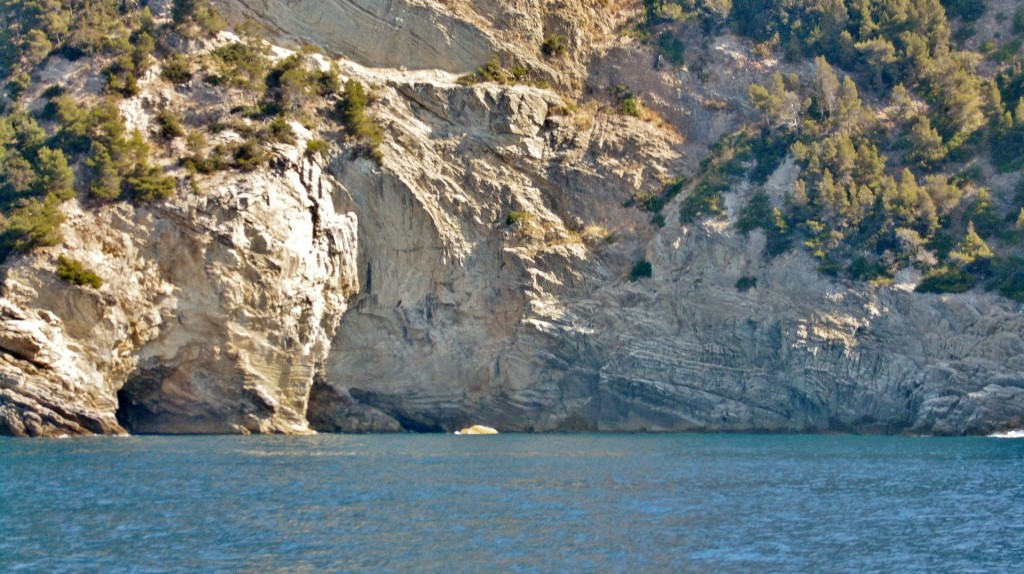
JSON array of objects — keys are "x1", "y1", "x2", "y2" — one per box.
[
  {"x1": 3, "y1": 0, "x2": 1024, "y2": 436},
  {"x1": 217, "y1": 0, "x2": 619, "y2": 89},
  {"x1": 0, "y1": 150, "x2": 359, "y2": 436},
  {"x1": 310, "y1": 75, "x2": 1024, "y2": 436},
  {"x1": 220, "y1": 0, "x2": 495, "y2": 72}
]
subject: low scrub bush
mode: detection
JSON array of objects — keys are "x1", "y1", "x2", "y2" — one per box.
[
  {"x1": 542, "y1": 34, "x2": 569, "y2": 58},
  {"x1": 305, "y1": 138, "x2": 330, "y2": 159},
  {"x1": 630, "y1": 259, "x2": 653, "y2": 280},
  {"x1": 506, "y1": 211, "x2": 530, "y2": 226},
  {"x1": 56, "y1": 255, "x2": 103, "y2": 288},
  {"x1": 735, "y1": 276, "x2": 757, "y2": 291}
]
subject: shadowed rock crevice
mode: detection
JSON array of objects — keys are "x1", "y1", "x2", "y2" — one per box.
[
  {"x1": 115, "y1": 378, "x2": 158, "y2": 435},
  {"x1": 305, "y1": 377, "x2": 403, "y2": 433},
  {"x1": 114, "y1": 369, "x2": 244, "y2": 435}
]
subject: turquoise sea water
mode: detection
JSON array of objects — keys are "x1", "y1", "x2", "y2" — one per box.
[{"x1": 1, "y1": 434, "x2": 1022, "y2": 573}]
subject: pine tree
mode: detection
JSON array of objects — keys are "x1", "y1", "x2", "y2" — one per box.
[
  {"x1": 950, "y1": 221, "x2": 993, "y2": 266},
  {"x1": 86, "y1": 142, "x2": 122, "y2": 200},
  {"x1": 750, "y1": 72, "x2": 801, "y2": 127},
  {"x1": 3, "y1": 193, "x2": 65, "y2": 253},
  {"x1": 908, "y1": 116, "x2": 946, "y2": 166},
  {"x1": 33, "y1": 147, "x2": 74, "y2": 200},
  {"x1": 855, "y1": 36, "x2": 897, "y2": 90},
  {"x1": 837, "y1": 76, "x2": 864, "y2": 128},
  {"x1": 1, "y1": 153, "x2": 35, "y2": 199},
  {"x1": 923, "y1": 174, "x2": 961, "y2": 216},
  {"x1": 813, "y1": 56, "x2": 840, "y2": 119}
]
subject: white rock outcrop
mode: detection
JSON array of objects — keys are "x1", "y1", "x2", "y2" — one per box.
[{"x1": 1, "y1": 151, "x2": 359, "y2": 436}]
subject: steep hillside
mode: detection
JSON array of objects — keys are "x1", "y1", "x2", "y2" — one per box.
[{"x1": 1, "y1": 0, "x2": 1023, "y2": 436}]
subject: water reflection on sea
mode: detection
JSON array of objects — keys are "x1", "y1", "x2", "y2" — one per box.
[{"x1": 2, "y1": 434, "x2": 1022, "y2": 572}]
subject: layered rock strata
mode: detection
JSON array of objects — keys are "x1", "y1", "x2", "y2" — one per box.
[{"x1": 2, "y1": 0, "x2": 1023, "y2": 436}]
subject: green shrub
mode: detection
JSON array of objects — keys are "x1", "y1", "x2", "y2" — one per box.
[
  {"x1": 628, "y1": 180, "x2": 687, "y2": 215},
  {"x1": 817, "y1": 255, "x2": 843, "y2": 278},
  {"x1": 657, "y1": 32, "x2": 685, "y2": 67},
  {"x1": 56, "y1": 255, "x2": 103, "y2": 288},
  {"x1": 509, "y1": 64, "x2": 530, "y2": 83},
  {"x1": 314, "y1": 68, "x2": 341, "y2": 97},
  {"x1": 265, "y1": 54, "x2": 318, "y2": 112},
  {"x1": 680, "y1": 175, "x2": 727, "y2": 223},
  {"x1": 105, "y1": 54, "x2": 140, "y2": 97},
  {"x1": 621, "y1": 96, "x2": 640, "y2": 117},
  {"x1": 847, "y1": 256, "x2": 888, "y2": 281},
  {"x1": 1, "y1": 194, "x2": 65, "y2": 257},
  {"x1": 86, "y1": 142, "x2": 123, "y2": 200},
  {"x1": 506, "y1": 211, "x2": 530, "y2": 226},
  {"x1": 6, "y1": 72, "x2": 31, "y2": 101},
  {"x1": 737, "y1": 188, "x2": 790, "y2": 257},
  {"x1": 916, "y1": 267, "x2": 977, "y2": 294},
  {"x1": 942, "y1": 0, "x2": 987, "y2": 23},
  {"x1": 305, "y1": 138, "x2": 330, "y2": 159},
  {"x1": 476, "y1": 54, "x2": 507, "y2": 83},
  {"x1": 748, "y1": 129, "x2": 792, "y2": 184},
  {"x1": 338, "y1": 79, "x2": 383, "y2": 161},
  {"x1": 233, "y1": 138, "x2": 268, "y2": 171},
  {"x1": 172, "y1": 0, "x2": 226, "y2": 37},
  {"x1": 41, "y1": 85, "x2": 66, "y2": 99},
  {"x1": 181, "y1": 130, "x2": 227, "y2": 174},
  {"x1": 458, "y1": 54, "x2": 533, "y2": 85},
  {"x1": 0, "y1": 153, "x2": 36, "y2": 205},
  {"x1": 541, "y1": 34, "x2": 569, "y2": 57},
  {"x1": 704, "y1": 98, "x2": 728, "y2": 111},
  {"x1": 987, "y1": 257, "x2": 1024, "y2": 301},
  {"x1": 269, "y1": 117, "x2": 295, "y2": 144},
  {"x1": 161, "y1": 54, "x2": 193, "y2": 85},
  {"x1": 735, "y1": 276, "x2": 757, "y2": 291},
  {"x1": 211, "y1": 42, "x2": 268, "y2": 91},
  {"x1": 737, "y1": 189, "x2": 772, "y2": 234},
  {"x1": 156, "y1": 110, "x2": 185, "y2": 140},
  {"x1": 630, "y1": 259, "x2": 653, "y2": 280},
  {"x1": 33, "y1": 147, "x2": 75, "y2": 201},
  {"x1": 126, "y1": 163, "x2": 176, "y2": 201},
  {"x1": 632, "y1": 191, "x2": 663, "y2": 212}
]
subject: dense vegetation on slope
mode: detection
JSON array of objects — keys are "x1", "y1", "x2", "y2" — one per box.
[
  {"x1": 643, "y1": 0, "x2": 1024, "y2": 298},
  {"x1": 0, "y1": 0, "x2": 379, "y2": 264},
  {"x1": 1, "y1": 0, "x2": 1022, "y2": 299}
]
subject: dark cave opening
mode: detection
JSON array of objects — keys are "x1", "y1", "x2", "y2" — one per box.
[{"x1": 115, "y1": 383, "x2": 148, "y2": 434}]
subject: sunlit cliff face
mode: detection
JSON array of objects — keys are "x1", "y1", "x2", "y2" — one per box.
[{"x1": 2, "y1": 0, "x2": 1024, "y2": 436}]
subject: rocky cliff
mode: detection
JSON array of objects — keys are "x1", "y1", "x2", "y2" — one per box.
[
  {"x1": 2, "y1": 0, "x2": 1023, "y2": 436},
  {"x1": 0, "y1": 146, "x2": 359, "y2": 436}
]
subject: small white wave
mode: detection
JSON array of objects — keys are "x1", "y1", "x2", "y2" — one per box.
[{"x1": 988, "y1": 429, "x2": 1024, "y2": 438}]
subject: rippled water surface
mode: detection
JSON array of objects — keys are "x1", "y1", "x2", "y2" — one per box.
[{"x1": 2, "y1": 434, "x2": 1022, "y2": 572}]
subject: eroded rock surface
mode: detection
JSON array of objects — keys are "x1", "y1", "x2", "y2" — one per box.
[
  {"x1": 1, "y1": 149, "x2": 359, "y2": 436},
  {"x1": 3, "y1": 0, "x2": 1023, "y2": 436},
  {"x1": 313, "y1": 78, "x2": 1024, "y2": 436}
]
